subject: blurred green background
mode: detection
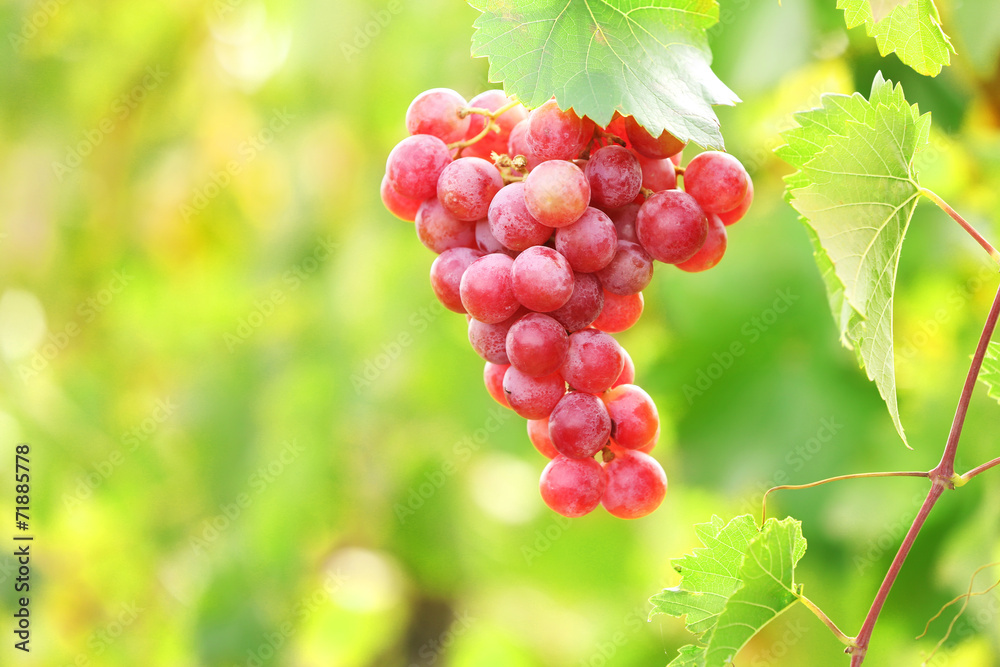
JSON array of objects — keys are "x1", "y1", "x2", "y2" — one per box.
[{"x1": 0, "y1": 0, "x2": 998, "y2": 665}]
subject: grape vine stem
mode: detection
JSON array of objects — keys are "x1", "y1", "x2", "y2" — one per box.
[
  {"x1": 760, "y1": 470, "x2": 928, "y2": 525},
  {"x1": 448, "y1": 98, "x2": 522, "y2": 155},
  {"x1": 920, "y1": 188, "x2": 1000, "y2": 265},
  {"x1": 848, "y1": 279, "x2": 1000, "y2": 666}
]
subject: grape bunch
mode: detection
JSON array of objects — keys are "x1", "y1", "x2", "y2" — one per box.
[{"x1": 381, "y1": 88, "x2": 753, "y2": 519}]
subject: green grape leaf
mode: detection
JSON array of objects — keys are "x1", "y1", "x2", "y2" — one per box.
[
  {"x1": 979, "y1": 342, "x2": 1000, "y2": 404},
  {"x1": 776, "y1": 73, "x2": 931, "y2": 445},
  {"x1": 837, "y1": 0, "x2": 954, "y2": 76},
  {"x1": 650, "y1": 515, "x2": 807, "y2": 667},
  {"x1": 468, "y1": 0, "x2": 739, "y2": 149}
]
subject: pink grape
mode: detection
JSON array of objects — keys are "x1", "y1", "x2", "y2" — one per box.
[
  {"x1": 548, "y1": 391, "x2": 612, "y2": 459},
  {"x1": 636, "y1": 190, "x2": 708, "y2": 264},
  {"x1": 429, "y1": 247, "x2": 485, "y2": 312},
  {"x1": 484, "y1": 362, "x2": 511, "y2": 408},
  {"x1": 624, "y1": 116, "x2": 685, "y2": 159},
  {"x1": 507, "y1": 119, "x2": 544, "y2": 172},
  {"x1": 506, "y1": 313, "x2": 569, "y2": 377},
  {"x1": 437, "y1": 157, "x2": 503, "y2": 221},
  {"x1": 405, "y1": 88, "x2": 470, "y2": 143},
  {"x1": 602, "y1": 384, "x2": 659, "y2": 449},
  {"x1": 539, "y1": 455, "x2": 606, "y2": 517},
  {"x1": 677, "y1": 214, "x2": 727, "y2": 273},
  {"x1": 415, "y1": 198, "x2": 476, "y2": 254},
  {"x1": 488, "y1": 182, "x2": 552, "y2": 251},
  {"x1": 682, "y1": 151, "x2": 749, "y2": 214},
  {"x1": 560, "y1": 329, "x2": 625, "y2": 394},
  {"x1": 596, "y1": 240, "x2": 654, "y2": 295},
  {"x1": 601, "y1": 449, "x2": 667, "y2": 519},
  {"x1": 554, "y1": 207, "x2": 618, "y2": 273},
  {"x1": 718, "y1": 176, "x2": 754, "y2": 226},
  {"x1": 549, "y1": 272, "x2": 604, "y2": 332},
  {"x1": 613, "y1": 349, "x2": 635, "y2": 388},
  {"x1": 463, "y1": 90, "x2": 528, "y2": 160},
  {"x1": 527, "y1": 417, "x2": 559, "y2": 459},
  {"x1": 386, "y1": 134, "x2": 453, "y2": 200},
  {"x1": 524, "y1": 160, "x2": 591, "y2": 228},
  {"x1": 607, "y1": 202, "x2": 640, "y2": 243},
  {"x1": 502, "y1": 367, "x2": 565, "y2": 419},
  {"x1": 380, "y1": 175, "x2": 424, "y2": 222},
  {"x1": 475, "y1": 219, "x2": 516, "y2": 256},
  {"x1": 592, "y1": 291, "x2": 643, "y2": 333},
  {"x1": 635, "y1": 153, "x2": 677, "y2": 192},
  {"x1": 585, "y1": 145, "x2": 642, "y2": 209},
  {"x1": 468, "y1": 310, "x2": 523, "y2": 364},
  {"x1": 526, "y1": 100, "x2": 592, "y2": 161},
  {"x1": 460, "y1": 253, "x2": 520, "y2": 323},
  {"x1": 511, "y1": 246, "x2": 574, "y2": 312}
]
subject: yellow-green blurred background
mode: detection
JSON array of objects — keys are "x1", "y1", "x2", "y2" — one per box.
[{"x1": 1, "y1": 0, "x2": 999, "y2": 665}]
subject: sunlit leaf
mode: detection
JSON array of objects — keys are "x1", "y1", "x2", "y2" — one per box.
[
  {"x1": 837, "y1": 0, "x2": 953, "y2": 76},
  {"x1": 776, "y1": 73, "x2": 931, "y2": 444},
  {"x1": 650, "y1": 515, "x2": 807, "y2": 667},
  {"x1": 469, "y1": 0, "x2": 739, "y2": 148}
]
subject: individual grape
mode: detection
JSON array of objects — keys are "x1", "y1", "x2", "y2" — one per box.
[
  {"x1": 380, "y1": 175, "x2": 424, "y2": 222},
  {"x1": 624, "y1": 116, "x2": 685, "y2": 159},
  {"x1": 488, "y1": 182, "x2": 552, "y2": 251},
  {"x1": 636, "y1": 190, "x2": 708, "y2": 264},
  {"x1": 484, "y1": 362, "x2": 511, "y2": 408},
  {"x1": 437, "y1": 157, "x2": 504, "y2": 221},
  {"x1": 613, "y1": 349, "x2": 635, "y2": 388},
  {"x1": 507, "y1": 119, "x2": 544, "y2": 172},
  {"x1": 637, "y1": 425, "x2": 659, "y2": 454},
  {"x1": 506, "y1": 313, "x2": 569, "y2": 377},
  {"x1": 405, "y1": 88, "x2": 471, "y2": 143},
  {"x1": 549, "y1": 272, "x2": 604, "y2": 332},
  {"x1": 635, "y1": 153, "x2": 677, "y2": 193},
  {"x1": 554, "y1": 207, "x2": 617, "y2": 273},
  {"x1": 415, "y1": 198, "x2": 477, "y2": 254},
  {"x1": 596, "y1": 240, "x2": 654, "y2": 295},
  {"x1": 677, "y1": 214, "x2": 727, "y2": 273},
  {"x1": 385, "y1": 134, "x2": 453, "y2": 200},
  {"x1": 510, "y1": 246, "x2": 574, "y2": 312},
  {"x1": 502, "y1": 367, "x2": 565, "y2": 419},
  {"x1": 462, "y1": 90, "x2": 528, "y2": 160},
  {"x1": 601, "y1": 449, "x2": 667, "y2": 519},
  {"x1": 669, "y1": 152, "x2": 682, "y2": 166},
  {"x1": 585, "y1": 145, "x2": 642, "y2": 209},
  {"x1": 475, "y1": 219, "x2": 516, "y2": 256},
  {"x1": 460, "y1": 253, "x2": 520, "y2": 323},
  {"x1": 429, "y1": 247, "x2": 485, "y2": 312},
  {"x1": 526, "y1": 100, "x2": 592, "y2": 161},
  {"x1": 682, "y1": 151, "x2": 750, "y2": 214},
  {"x1": 527, "y1": 417, "x2": 559, "y2": 459},
  {"x1": 591, "y1": 290, "x2": 643, "y2": 333},
  {"x1": 468, "y1": 310, "x2": 523, "y2": 364},
  {"x1": 548, "y1": 391, "x2": 612, "y2": 459},
  {"x1": 717, "y1": 176, "x2": 754, "y2": 226},
  {"x1": 560, "y1": 329, "x2": 625, "y2": 394},
  {"x1": 523, "y1": 160, "x2": 591, "y2": 228},
  {"x1": 607, "y1": 202, "x2": 640, "y2": 243},
  {"x1": 539, "y1": 455, "x2": 606, "y2": 518},
  {"x1": 602, "y1": 384, "x2": 659, "y2": 449}
]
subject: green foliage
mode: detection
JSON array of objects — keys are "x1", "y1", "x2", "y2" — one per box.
[
  {"x1": 468, "y1": 0, "x2": 738, "y2": 148},
  {"x1": 650, "y1": 515, "x2": 807, "y2": 666},
  {"x1": 837, "y1": 0, "x2": 954, "y2": 76},
  {"x1": 980, "y1": 342, "x2": 1000, "y2": 404},
  {"x1": 776, "y1": 74, "x2": 931, "y2": 444}
]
